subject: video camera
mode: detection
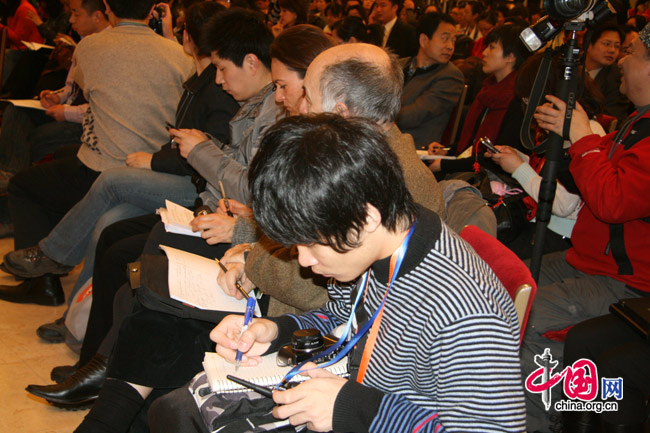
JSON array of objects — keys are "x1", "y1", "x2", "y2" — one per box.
[{"x1": 520, "y1": 0, "x2": 615, "y2": 52}]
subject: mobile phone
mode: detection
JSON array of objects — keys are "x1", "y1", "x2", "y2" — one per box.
[{"x1": 479, "y1": 137, "x2": 500, "y2": 154}]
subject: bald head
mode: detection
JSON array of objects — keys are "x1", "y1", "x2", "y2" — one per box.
[{"x1": 301, "y1": 43, "x2": 403, "y2": 126}]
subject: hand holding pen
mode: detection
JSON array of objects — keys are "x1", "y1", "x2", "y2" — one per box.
[
  {"x1": 236, "y1": 296, "x2": 257, "y2": 371},
  {"x1": 219, "y1": 181, "x2": 234, "y2": 217},
  {"x1": 215, "y1": 258, "x2": 249, "y2": 300}
]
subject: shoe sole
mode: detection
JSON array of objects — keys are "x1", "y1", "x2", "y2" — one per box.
[{"x1": 47, "y1": 399, "x2": 95, "y2": 410}]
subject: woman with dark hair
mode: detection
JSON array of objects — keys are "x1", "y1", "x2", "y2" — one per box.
[
  {"x1": 270, "y1": 24, "x2": 334, "y2": 115},
  {"x1": 331, "y1": 15, "x2": 383, "y2": 45},
  {"x1": 271, "y1": 0, "x2": 309, "y2": 36}
]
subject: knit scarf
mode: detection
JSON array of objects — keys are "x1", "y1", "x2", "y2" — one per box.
[{"x1": 455, "y1": 71, "x2": 518, "y2": 155}]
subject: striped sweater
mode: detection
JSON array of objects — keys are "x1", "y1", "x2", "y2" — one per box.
[{"x1": 270, "y1": 207, "x2": 526, "y2": 432}]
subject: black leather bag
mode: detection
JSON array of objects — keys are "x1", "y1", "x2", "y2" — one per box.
[{"x1": 129, "y1": 254, "x2": 228, "y2": 324}]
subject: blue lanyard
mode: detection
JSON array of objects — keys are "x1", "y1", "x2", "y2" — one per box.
[{"x1": 275, "y1": 222, "x2": 416, "y2": 389}]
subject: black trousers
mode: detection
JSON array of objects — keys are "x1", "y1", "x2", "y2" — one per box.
[
  {"x1": 7, "y1": 154, "x2": 99, "y2": 249},
  {"x1": 564, "y1": 314, "x2": 650, "y2": 425},
  {"x1": 80, "y1": 214, "x2": 160, "y2": 365},
  {"x1": 80, "y1": 215, "x2": 230, "y2": 365}
]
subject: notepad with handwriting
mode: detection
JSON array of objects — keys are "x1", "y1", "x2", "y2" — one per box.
[{"x1": 203, "y1": 352, "x2": 349, "y2": 393}]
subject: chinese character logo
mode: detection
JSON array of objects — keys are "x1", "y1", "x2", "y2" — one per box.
[
  {"x1": 525, "y1": 349, "x2": 599, "y2": 409},
  {"x1": 601, "y1": 377, "x2": 623, "y2": 400}
]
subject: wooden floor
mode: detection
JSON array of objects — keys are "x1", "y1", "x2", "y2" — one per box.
[{"x1": 0, "y1": 237, "x2": 87, "y2": 433}]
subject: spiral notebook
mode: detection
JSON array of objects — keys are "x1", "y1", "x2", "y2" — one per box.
[{"x1": 203, "y1": 352, "x2": 349, "y2": 393}]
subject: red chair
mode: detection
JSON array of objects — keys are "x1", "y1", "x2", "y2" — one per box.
[{"x1": 460, "y1": 225, "x2": 537, "y2": 342}]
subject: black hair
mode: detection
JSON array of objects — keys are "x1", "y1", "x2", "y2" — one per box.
[
  {"x1": 390, "y1": 0, "x2": 405, "y2": 15},
  {"x1": 332, "y1": 16, "x2": 383, "y2": 45},
  {"x1": 587, "y1": 21, "x2": 624, "y2": 47},
  {"x1": 185, "y1": 2, "x2": 226, "y2": 56},
  {"x1": 345, "y1": 4, "x2": 367, "y2": 22},
  {"x1": 270, "y1": 24, "x2": 334, "y2": 78},
  {"x1": 198, "y1": 8, "x2": 273, "y2": 69},
  {"x1": 485, "y1": 24, "x2": 531, "y2": 69},
  {"x1": 465, "y1": 1, "x2": 484, "y2": 17},
  {"x1": 416, "y1": 12, "x2": 455, "y2": 38},
  {"x1": 477, "y1": 10, "x2": 497, "y2": 26},
  {"x1": 105, "y1": 0, "x2": 157, "y2": 20},
  {"x1": 249, "y1": 114, "x2": 416, "y2": 252},
  {"x1": 325, "y1": 1, "x2": 344, "y2": 17},
  {"x1": 278, "y1": 0, "x2": 309, "y2": 24},
  {"x1": 81, "y1": 0, "x2": 107, "y2": 15}
]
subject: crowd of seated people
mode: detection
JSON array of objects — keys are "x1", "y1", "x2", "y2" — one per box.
[{"x1": 0, "y1": 0, "x2": 647, "y2": 432}]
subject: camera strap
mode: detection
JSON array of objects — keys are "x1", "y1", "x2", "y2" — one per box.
[{"x1": 274, "y1": 222, "x2": 417, "y2": 389}]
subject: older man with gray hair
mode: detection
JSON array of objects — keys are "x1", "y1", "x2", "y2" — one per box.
[{"x1": 221, "y1": 43, "x2": 447, "y2": 318}]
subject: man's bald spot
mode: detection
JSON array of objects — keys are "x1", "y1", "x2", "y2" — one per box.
[{"x1": 307, "y1": 43, "x2": 392, "y2": 80}]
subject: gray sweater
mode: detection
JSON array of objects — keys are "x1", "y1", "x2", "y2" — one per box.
[{"x1": 74, "y1": 24, "x2": 194, "y2": 171}]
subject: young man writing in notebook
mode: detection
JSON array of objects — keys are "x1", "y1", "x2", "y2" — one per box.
[{"x1": 150, "y1": 114, "x2": 525, "y2": 432}]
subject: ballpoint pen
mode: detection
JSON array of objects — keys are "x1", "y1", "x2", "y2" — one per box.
[
  {"x1": 215, "y1": 258, "x2": 249, "y2": 300},
  {"x1": 218, "y1": 181, "x2": 234, "y2": 217},
  {"x1": 235, "y1": 296, "x2": 257, "y2": 371}
]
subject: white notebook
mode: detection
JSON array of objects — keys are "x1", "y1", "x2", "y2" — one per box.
[{"x1": 203, "y1": 352, "x2": 349, "y2": 393}]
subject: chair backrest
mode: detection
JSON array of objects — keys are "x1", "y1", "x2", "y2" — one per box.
[
  {"x1": 440, "y1": 84, "x2": 469, "y2": 147},
  {"x1": 459, "y1": 225, "x2": 537, "y2": 342}
]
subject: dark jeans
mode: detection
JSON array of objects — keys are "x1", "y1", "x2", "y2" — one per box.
[
  {"x1": 8, "y1": 155, "x2": 99, "y2": 249},
  {"x1": 564, "y1": 314, "x2": 650, "y2": 426}
]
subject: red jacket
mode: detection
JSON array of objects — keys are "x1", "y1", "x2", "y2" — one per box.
[
  {"x1": 567, "y1": 110, "x2": 650, "y2": 292},
  {"x1": 1, "y1": 0, "x2": 44, "y2": 49}
]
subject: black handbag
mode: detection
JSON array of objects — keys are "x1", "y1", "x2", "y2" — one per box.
[{"x1": 129, "y1": 254, "x2": 228, "y2": 324}]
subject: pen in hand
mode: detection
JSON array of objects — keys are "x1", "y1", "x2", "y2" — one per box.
[
  {"x1": 235, "y1": 296, "x2": 256, "y2": 371},
  {"x1": 215, "y1": 258, "x2": 249, "y2": 300},
  {"x1": 219, "y1": 181, "x2": 234, "y2": 217}
]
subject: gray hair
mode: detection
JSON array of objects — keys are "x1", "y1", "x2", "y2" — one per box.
[{"x1": 319, "y1": 53, "x2": 403, "y2": 124}]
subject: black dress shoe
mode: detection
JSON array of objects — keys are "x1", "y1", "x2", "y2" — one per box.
[
  {"x1": 51, "y1": 362, "x2": 80, "y2": 383},
  {"x1": 26, "y1": 354, "x2": 107, "y2": 406},
  {"x1": 36, "y1": 316, "x2": 67, "y2": 343},
  {"x1": 0, "y1": 274, "x2": 64, "y2": 306}
]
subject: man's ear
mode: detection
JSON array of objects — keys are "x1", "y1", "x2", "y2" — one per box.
[
  {"x1": 334, "y1": 101, "x2": 350, "y2": 117},
  {"x1": 244, "y1": 53, "x2": 260, "y2": 74},
  {"x1": 419, "y1": 33, "x2": 429, "y2": 49},
  {"x1": 364, "y1": 204, "x2": 383, "y2": 234},
  {"x1": 504, "y1": 52, "x2": 516, "y2": 66}
]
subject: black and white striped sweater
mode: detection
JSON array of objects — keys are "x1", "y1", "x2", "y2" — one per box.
[{"x1": 272, "y1": 207, "x2": 526, "y2": 432}]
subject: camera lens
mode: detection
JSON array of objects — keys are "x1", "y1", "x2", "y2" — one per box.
[{"x1": 292, "y1": 329, "x2": 324, "y2": 353}]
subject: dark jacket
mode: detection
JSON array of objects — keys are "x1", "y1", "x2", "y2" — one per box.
[
  {"x1": 385, "y1": 20, "x2": 418, "y2": 58},
  {"x1": 150, "y1": 64, "x2": 239, "y2": 177},
  {"x1": 593, "y1": 64, "x2": 631, "y2": 125},
  {"x1": 397, "y1": 57, "x2": 464, "y2": 147}
]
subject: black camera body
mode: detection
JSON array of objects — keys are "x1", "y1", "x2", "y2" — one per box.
[
  {"x1": 149, "y1": 5, "x2": 167, "y2": 35},
  {"x1": 277, "y1": 328, "x2": 340, "y2": 367}
]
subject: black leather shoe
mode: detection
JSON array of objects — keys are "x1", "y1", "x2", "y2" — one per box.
[
  {"x1": 0, "y1": 274, "x2": 64, "y2": 306},
  {"x1": 51, "y1": 362, "x2": 80, "y2": 383},
  {"x1": 37, "y1": 317, "x2": 67, "y2": 343},
  {"x1": 26, "y1": 355, "x2": 107, "y2": 406}
]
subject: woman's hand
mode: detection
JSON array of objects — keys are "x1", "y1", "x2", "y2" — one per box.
[
  {"x1": 485, "y1": 145, "x2": 524, "y2": 174},
  {"x1": 126, "y1": 152, "x2": 153, "y2": 169}
]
